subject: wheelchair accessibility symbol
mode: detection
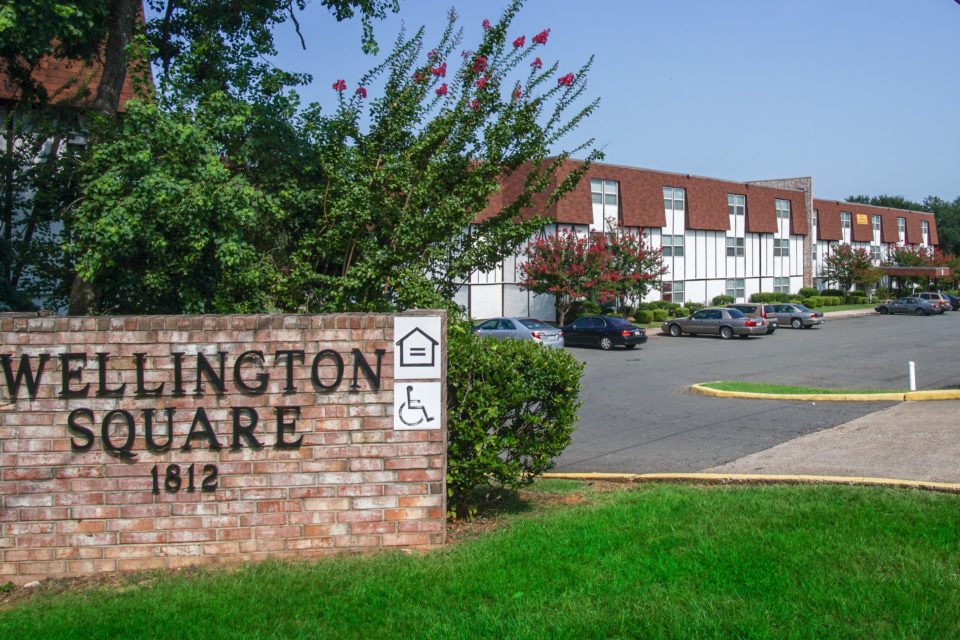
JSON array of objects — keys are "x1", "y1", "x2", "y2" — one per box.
[
  {"x1": 398, "y1": 385, "x2": 434, "y2": 427},
  {"x1": 393, "y1": 381, "x2": 441, "y2": 431}
]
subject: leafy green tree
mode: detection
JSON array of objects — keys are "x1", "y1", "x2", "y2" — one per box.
[
  {"x1": 68, "y1": 2, "x2": 601, "y2": 314},
  {"x1": 822, "y1": 244, "x2": 882, "y2": 292}
]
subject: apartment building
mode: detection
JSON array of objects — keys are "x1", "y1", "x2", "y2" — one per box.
[{"x1": 457, "y1": 160, "x2": 939, "y2": 321}]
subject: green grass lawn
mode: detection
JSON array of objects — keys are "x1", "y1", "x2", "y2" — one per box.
[
  {"x1": 2, "y1": 483, "x2": 958, "y2": 639},
  {"x1": 701, "y1": 381, "x2": 900, "y2": 395}
]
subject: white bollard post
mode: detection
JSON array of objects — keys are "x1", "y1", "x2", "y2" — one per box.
[{"x1": 908, "y1": 361, "x2": 916, "y2": 392}]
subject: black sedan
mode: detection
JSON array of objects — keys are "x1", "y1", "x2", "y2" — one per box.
[{"x1": 560, "y1": 315, "x2": 647, "y2": 350}]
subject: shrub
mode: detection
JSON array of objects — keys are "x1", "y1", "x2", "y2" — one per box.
[
  {"x1": 798, "y1": 287, "x2": 819, "y2": 298},
  {"x1": 685, "y1": 302, "x2": 704, "y2": 314},
  {"x1": 845, "y1": 295, "x2": 867, "y2": 304},
  {"x1": 652, "y1": 309, "x2": 669, "y2": 322},
  {"x1": 673, "y1": 307, "x2": 689, "y2": 318},
  {"x1": 635, "y1": 310, "x2": 654, "y2": 324},
  {"x1": 712, "y1": 295, "x2": 734, "y2": 305},
  {"x1": 750, "y1": 292, "x2": 791, "y2": 303},
  {"x1": 821, "y1": 288, "x2": 846, "y2": 297},
  {"x1": 802, "y1": 296, "x2": 822, "y2": 308},
  {"x1": 447, "y1": 322, "x2": 583, "y2": 518},
  {"x1": 570, "y1": 300, "x2": 603, "y2": 319},
  {"x1": 821, "y1": 296, "x2": 842, "y2": 306}
]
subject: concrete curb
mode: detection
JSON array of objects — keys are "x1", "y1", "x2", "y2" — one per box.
[
  {"x1": 690, "y1": 383, "x2": 960, "y2": 402},
  {"x1": 543, "y1": 472, "x2": 960, "y2": 494}
]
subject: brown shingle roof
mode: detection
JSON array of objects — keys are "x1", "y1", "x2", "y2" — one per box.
[
  {"x1": 812, "y1": 199, "x2": 939, "y2": 246},
  {"x1": 480, "y1": 160, "x2": 808, "y2": 234}
]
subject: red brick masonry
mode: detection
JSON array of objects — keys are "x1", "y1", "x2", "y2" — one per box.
[{"x1": 0, "y1": 313, "x2": 446, "y2": 585}]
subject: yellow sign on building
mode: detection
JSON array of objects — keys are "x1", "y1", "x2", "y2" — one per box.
[{"x1": 856, "y1": 213, "x2": 869, "y2": 225}]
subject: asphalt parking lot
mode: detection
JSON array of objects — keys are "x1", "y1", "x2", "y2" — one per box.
[{"x1": 554, "y1": 311, "x2": 960, "y2": 474}]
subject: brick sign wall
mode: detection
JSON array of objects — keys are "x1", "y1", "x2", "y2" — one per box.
[{"x1": 0, "y1": 312, "x2": 446, "y2": 585}]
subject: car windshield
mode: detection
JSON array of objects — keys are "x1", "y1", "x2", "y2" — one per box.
[
  {"x1": 606, "y1": 317, "x2": 634, "y2": 327},
  {"x1": 519, "y1": 319, "x2": 552, "y2": 330},
  {"x1": 726, "y1": 309, "x2": 745, "y2": 318}
]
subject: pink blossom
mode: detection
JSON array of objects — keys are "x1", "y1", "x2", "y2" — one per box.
[
  {"x1": 413, "y1": 71, "x2": 425, "y2": 83},
  {"x1": 355, "y1": 86, "x2": 367, "y2": 98},
  {"x1": 431, "y1": 62, "x2": 447, "y2": 77},
  {"x1": 475, "y1": 75, "x2": 488, "y2": 90},
  {"x1": 436, "y1": 83, "x2": 448, "y2": 96},
  {"x1": 332, "y1": 79, "x2": 347, "y2": 92},
  {"x1": 473, "y1": 55, "x2": 487, "y2": 73},
  {"x1": 532, "y1": 28, "x2": 550, "y2": 45},
  {"x1": 558, "y1": 72, "x2": 575, "y2": 87},
  {"x1": 482, "y1": 18, "x2": 491, "y2": 30},
  {"x1": 512, "y1": 84, "x2": 522, "y2": 101},
  {"x1": 530, "y1": 57, "x2": 543, "y2": 69},
  {"x1": 427, "y1": 49, "x2": 439, "y2": 61},
  {"x1": 470, "y1": 98, "x2": 481, "y2": 111},
  {"x1": 513, "y1": 35, "x2": 525, "y2": 48}
]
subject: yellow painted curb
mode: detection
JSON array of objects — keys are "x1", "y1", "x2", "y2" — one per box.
[
  {"x1": 690, "y1": 383, "x2": 905, "y2": 402},
  {"x1": 543, "y1": 472, "x2": 960, "y2": 494},
  {"x1": 904, "y1": 389, "x2": 960, "y2": 401}
]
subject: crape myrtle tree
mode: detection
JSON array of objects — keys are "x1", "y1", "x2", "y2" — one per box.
[
  {"x1": 822, "y1": 244, "x2": 882, "y2": 292},
  {"x1": 519, "y1": 223, "x2": 665, "y2": 325},
  {"x1": 885, "y1": 245, "x2": 934, "y2": 290},
  {"x1": 519, "y1": 229, "x2": 615, "y2": 326},
  {"x1": 605, "y1": 222, "x2": 667, "y2": 309},
  {"x1": 69, "y1": 1, "x2": 601, "y2": 313}
]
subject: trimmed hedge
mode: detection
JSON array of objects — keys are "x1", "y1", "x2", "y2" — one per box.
[
  {"x1": 798, "y1": 287, "x2": 819, "y2": 298},
  {"x1": 712, "y1": 295, "x2": 734, "y2": 305},
  {"x1": 750, "y1": 292, "x2": 792, "y2": 303},
  {"x1": 820, "y1": 288, "x2": 847, "y2": 297},
  {"x1": 447, "y1": 322, "x2": 583, "y2": 517},
  {"x1": 685, "y1": 302, "x2": 704, "y2": 314},
  {"x1": 635, "y1": 310, "x2": 654, "y2": 324},
  {"x1": 652, "y1": 309, "x2": 669, "y2": 322}
]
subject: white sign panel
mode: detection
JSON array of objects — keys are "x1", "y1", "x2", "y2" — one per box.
[
  {"x1": 393, "y1": 381, "x2": 442, "y2": 430},
  {"x1": 393, "y1": 316, "x2": 442, "y2": 380}
]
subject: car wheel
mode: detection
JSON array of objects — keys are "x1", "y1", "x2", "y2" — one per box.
[
  {"x1": 791, "y1": 318, "x2": 802, "y2": 329},
  {"x1": 915, "y1": 308, "x2": 924, "y2": 316},
  {"x1": 599, "y1": 336, "x2": 613, "y2": 351},
  {"x1": 624, "y1": 344, "x2": 637, "y2": 350},
  {"x1": 669, "y1": 323, "x2": 682, "y2": 337},
  {"x1": 878, "y1": 307, "x2": 889, "y2": 314},
  {"x1": 720, "y1": 326, "x2": 734, "y2": 340}
]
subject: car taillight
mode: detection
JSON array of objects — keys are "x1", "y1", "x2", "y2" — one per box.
[
  {"x1": 621, "y1": 330, "x2": 631, "y2": 337},
  {"x1": 760, "y1": 308, "x2": 767, "y2": 317},
  {"x1": 530, "y1": 331, "x2": 542, "y2": 340},
  {"x1": 744, "y1": 319, "x2": 757, "y2": 327}
]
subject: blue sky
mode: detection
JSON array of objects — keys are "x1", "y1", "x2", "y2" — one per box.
[{"x1": 191, "y1": 1, "x2": 960, "y2": 202}]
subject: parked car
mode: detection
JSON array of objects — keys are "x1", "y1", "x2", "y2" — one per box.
[
  {"x1": 765, "y1": 303, "x2": 825, "y2": 329},
  {"x1": 473, "y1": 317, "x2": 565, "y2": 349},
  {"x1": 560, "y1": 315, "x2": 647, "y2": 350},
  {"x1": 942, "y1": 293, "x2": 960, "y2": 311},
  {"x1": 662, "y1": 307, "x2": 769, "y2": 339},
  {"x1": 875, "y1": 297, "x2": 942, "y2": 316},
  {"x1": 917, "y1": 292, "x2": 952, "y2": 313},
  {"x1": 725, "y1": 303, "x2": 779, "y2": 334}
]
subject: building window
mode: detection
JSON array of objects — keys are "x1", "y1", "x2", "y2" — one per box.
[
  {"x1": 591, "y1": 179, "x2": 619, "y2": 206},
  {"x1": 774, "y1": 277, "x2": 790, "y2": 294},
  {"x1": 727, "y1": 194, "x2": 745, "y2": 216},
  {"x1": 840, "y1": 212, "x2": 851, "y2": 229},
  {"x1": 725, "y1": 278, "x2": 745, "y2": 299},
  {"x1": 726, "y1": 236, "x2": 745, "y2": 257},
  {"x1": 872, "y1": 215, "x2": 881, "y2": 233},
  {"x1": 897, "y1": 217, "x2": 906, "y2": 242},
  {"x1": 813, "y1": 209, "x2": 818, "y2": 226},
  {"x1": 870, "y1": 245, "x2": 882, "y2": 262},
  {"x1": 922, "y1": 220, "x2": 929, "y2": 240},
  {"x1": 775, "y1": 199, "x2": 791, "y2": 220},
  {"x1": 662, "y1": 234, "x2": 684, "y2": 257},
  {"x1": 774, "y1": 238, "x2": 790, "y2": 257},
  {"x1": 812, "y1": 244, "x2": 817, "y2": 261},
  {"x1": 663, "y1": 186, "x2": 685, "y2": 212},
  {"x1": 663, "y1": 281, "x2": 684, "y2": 304}
]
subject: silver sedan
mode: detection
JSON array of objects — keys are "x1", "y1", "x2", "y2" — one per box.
[
  {"x1": 473, "y1": 317, "x2": 565, "y2": 348},
  {"x1": 767, "y1": 303, "x2": 825, "y2": 329},
  {"x1": 661, "y1": 307, "x2": 770, "y2": 339}
]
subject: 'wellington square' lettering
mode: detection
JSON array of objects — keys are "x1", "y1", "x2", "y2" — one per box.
[{"x1": 0, "y1": 311, "x2": 447, "y2": 585}]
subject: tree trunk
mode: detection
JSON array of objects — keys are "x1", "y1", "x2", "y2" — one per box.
[{"x1": 69, "y1": 0, "x2": 139, "y2": 314}]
